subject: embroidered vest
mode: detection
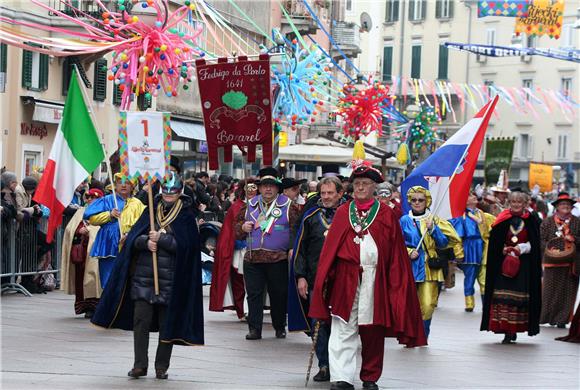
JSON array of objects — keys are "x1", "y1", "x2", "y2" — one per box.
[{"x1": 246, "y1": 194, "x2": 291, "y2": 252}]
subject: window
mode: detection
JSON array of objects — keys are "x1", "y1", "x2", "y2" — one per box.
[
  {"x1": 0, "y1": 43, "x2": 6, "y2": 93},
  {"x1": 21, "y1": 144, "x2": 43, "y2": 178},
  {"x1": 484, "y1": 80, "x2": 495, "y2": 87},
  {"x1": 113, "y1": 84, "x2": 122, "y2": 106},
  {"x1": 346, "y1": 0, "x2": 353, "y2": 12},
  {"x1": 385, "y1": 0, "x2": 399, "y2": 22},
  {"x1": 382, "y1": 46, "x2": 393, "y2": 82},
  {"x1": 22, "y1": 47, "x2": 48, "y2": 91},
  {"x1": 408, "y1": 0, "x2": 426, "y2": 21},
  {"x1": 436, "y1": 0, "x2": 454, "y2": 19},
  {"x1": 561, "y1": 77, "x2": 572, "y2": 97},
  {"x1": 411, "y1": 45, "x2": 421, "y2": 79},
  {"x1": 525, "y1": 35, "x2": 536, "y2": 48},
  {"x1": 486, "y1": 29, "x2": 496, "y2": 46},
  {"x1": 437, "y1": 44, "x2": 448, "y2": 80},
  {"x1": 557, "y1": 134, "x2": 568, "y2": 159},
  {"x1": 522, "y1": 79, "x2": 533, "y2": 101},
  {"x1": 519, "y1": 134, "x2": 532, "y2": 159},
  {"x1": 93, "y1": 58, "x2": 107, "y2": 102},
  {"x1": 560, "y1": 25, "x2": 574, "y2": 48}
]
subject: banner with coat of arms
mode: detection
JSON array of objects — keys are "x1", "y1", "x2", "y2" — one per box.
[{"x1": 196, "y1": 55, "x2": 273, "y2": 170}]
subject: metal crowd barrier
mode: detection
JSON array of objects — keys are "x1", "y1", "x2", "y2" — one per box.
[{"x1": 1, "y1": 217, "x2": 67, "y2": 297}]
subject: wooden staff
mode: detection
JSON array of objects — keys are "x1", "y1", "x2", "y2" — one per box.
[
  {"x1": 147, "y1": 179, "x2": 160, "y2": 296},
  {"x1": 305, "y1": 320, "x2": 321, "y2": 387}
]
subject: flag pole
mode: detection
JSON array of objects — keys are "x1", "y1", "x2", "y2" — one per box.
[
  {"x1": 414, "y1": 97, "x2": 497, "y2": 251},
  {"x1": 72, "y1": 65, "x2": 121, "y2": 233}
]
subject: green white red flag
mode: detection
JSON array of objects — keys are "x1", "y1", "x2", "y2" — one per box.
[{"x1": 33, "y1": 69, "x2": 104, "y2": 242}]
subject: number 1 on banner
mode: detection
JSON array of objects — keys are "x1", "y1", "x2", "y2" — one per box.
[{"x1": 141, "y1": 119, "x2": 149, "y2": 137}]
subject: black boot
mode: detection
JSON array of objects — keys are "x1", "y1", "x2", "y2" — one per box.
[
  {"x1": 330, "y1": 381, "x2": 354, "y2": 390},
  {"x1": 313, "y1": 366, "x2": 330, "y2": 382},
  {"x1": 363, "y1": 381, "x2": 379, "y2": 390},
  {"x1": 128, "y1": 367, "x2": 147, "y2": 378},
  {"x1": 155, "y1": 369, "x2": 168, "y2": 379},
  {"x1": 245, "y1": 328, "x2": 262, "y2": 340},
  {"x1": 275, "y1": 328, "x2": 286, "y2": 339}
]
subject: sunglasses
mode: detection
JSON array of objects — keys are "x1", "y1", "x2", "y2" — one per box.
[{"x1": 410, "y1": 198, "x2": 426, "y2": 203}]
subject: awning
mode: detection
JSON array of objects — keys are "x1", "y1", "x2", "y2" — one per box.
[
  {"x1": 32, "y1": 100, "x2": 64, "y2": 124},
  {"x1": 279, "y1": 138, "x2": 381, "y2": 164},
  {"x1": 171, "y1": 120, "x2": 206, "y2": 141}
]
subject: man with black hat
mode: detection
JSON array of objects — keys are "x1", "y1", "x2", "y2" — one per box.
[
  {"x1": 282, "y1": 177, "x2": 307, "y2": 203},
  {"x1": 235, "y1": 167, "x2": 300, "y2": 340},
  {"x1": 309, "y1": 162, "x2": 426, "y2": 390}
]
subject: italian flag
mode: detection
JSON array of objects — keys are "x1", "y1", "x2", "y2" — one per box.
[{"x1": 34, "y1": 69, "x2": 104, "y2": 243}]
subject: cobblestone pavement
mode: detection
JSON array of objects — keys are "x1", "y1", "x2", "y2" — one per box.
[{"x1": 1, "y1": 273, "x2": 579, "y2": 389}]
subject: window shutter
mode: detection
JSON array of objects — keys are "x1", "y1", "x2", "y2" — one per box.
[
  {"x1": 382, "y1": 46, "x2": 393, "y2": 82},
  {"x1": 39, "y1": 53, "x2": 49, "y2": 91},
  {"x1": 421, "y1": 0, "x2": 427, "y2": 20},
  {"x1": 93, "y1": 58, "x2": 108, "y2": 102},
  {"x1": 137, "y1": 92, "x2": 152, "y2": 111},
  {"x1": 411, "y1": 45, "x2": 421, "y2": 79},
  {"x1": 62, "y1": 57, "x2": 73, "y2": 96},
  {"x1": 408, "y1": 0, "x2": 415, "y2": 20},
  {"x1": 22, "y1": 49, "x2": 33, "y2": 88},
  {"x1": 438, "y1": 44, "x2": 448, "y2": 80},
  {"x1": 449, "y1": 0, "x2": 454, "y2": 18},
  {"x1": 393, "y1": 0, "x2": 399, "y2": 21},
  {"x1": 0, "y1": 43, "x2": 7, "y2": 73},
  {"x1": 113, "y1": 84, "x2": 122, "y2": 106},
  {"x1": 385, "y1": 1, "x2": 391, "y2": 21},
  {"x1": 436, "y1": 0, "x2": 441, "y2": 18}
]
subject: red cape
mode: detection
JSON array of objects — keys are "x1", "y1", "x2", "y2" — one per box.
[
  {"x1": 209, "y1": 199, "x2": 245, "y2": 312},
  {"x1": 308, "y1": 201, "x2": 427, "y2": 347}
]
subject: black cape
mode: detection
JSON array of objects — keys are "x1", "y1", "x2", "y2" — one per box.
[
  {"x1": 481, "y1": 215, "x2": 542, "y2": 336},
  {"x1": 91, "y1": 197, "x2": 204, "y2": 346}
]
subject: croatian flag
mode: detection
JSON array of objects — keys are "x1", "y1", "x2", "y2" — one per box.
[{"x1": 401, "y1": 96, "x2": 498, "y2": 220}]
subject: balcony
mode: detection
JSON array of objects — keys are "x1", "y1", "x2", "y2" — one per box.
[
  {"x1": 280, "y1": 0, "x2": 319, "y2": 36},
  {"x1": 48, "y1": 0, "x2": 126, "y2": 19},
  {"x1": 330, "y1": 22, "x2": 361, "y2": 60}
]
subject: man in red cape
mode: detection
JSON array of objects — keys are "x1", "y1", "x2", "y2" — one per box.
[
  {"x1": 309, "y1": 163, "x2": 426, "y2": 390},
  {"x1": 209, "y1": 179, "x2": 257, "y2": 319}
]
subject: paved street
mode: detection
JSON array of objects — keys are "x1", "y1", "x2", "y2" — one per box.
[{"x1": 2, "y1": 273, "x2": 579, "y2": 390}]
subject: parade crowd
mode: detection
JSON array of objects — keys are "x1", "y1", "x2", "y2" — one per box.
[{"x1": 1, "y1": 158, "x2": 580, "y2": 390}]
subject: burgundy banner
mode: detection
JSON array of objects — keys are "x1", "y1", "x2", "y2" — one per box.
[{"x1": 196, "y1": 55, "x2": 273, "y2": 170}]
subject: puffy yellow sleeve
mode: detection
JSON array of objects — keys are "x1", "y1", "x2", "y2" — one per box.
[
  {"x1": 89, "y1": 211, "x2": 112, "y2": 226},
  {"x1": 480, "y1": 212, "x2": 496, "y2": 265},
  {"x1": 437, "y1": 218, "x2": 464, "y2": 259},
  {"x1": 120, "y1": 198, "x2": 146, "y2": 235}
]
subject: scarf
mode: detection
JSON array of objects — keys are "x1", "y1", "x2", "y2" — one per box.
[{"x1": 492, "y1": 208, "x2": 530, "y2": 227}]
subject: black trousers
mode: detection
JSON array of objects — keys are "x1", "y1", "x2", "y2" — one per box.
[
  {"x1": 244, "y1": 260, "x2": 288, "y2": 333},
  {"x1": 133, "y1": 300, "x2": 173, "y2": 371}
]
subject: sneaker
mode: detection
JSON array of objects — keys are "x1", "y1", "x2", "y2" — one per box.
[
  {"x1": 155, "y1": 369, "x2": 168, "y2": 379},
  {"x1": 275, "y1": 329, "x2": 286, "y2": 339}
]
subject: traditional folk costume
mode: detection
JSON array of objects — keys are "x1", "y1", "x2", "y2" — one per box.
[
  {"x1": 235, "y1": 167, "x2": 299, "y2": 339},
  {"x1": 399, "y1": 187, "x2": 463, "y2": 338},
  {"x1": 556, "y1": 303, "x2": 580, "y2": 343},
  {"x1": 84, "y1": 178, "x2": 144, "y2": 288},
  {"x1": 451, "y1": 208, "x2": 495, "y2": 311},
  {"x1": 539, "y1": 194, "x2": 580, "y2": 327},
  {"x1": 92, "y1": 174, "x2": 204, "y2": 379},
  {"x1": 209, "y1": 198, "x2": 247, "y2": 319},
  {"x1": 481, "y1": 208, "x2": 542, "y2": 341},
  {"x1": 60, "y1": 191, "x2": 103, "y2": 316},
  {"x1": 309, "y1": 165, "x2": 426, "y2": 389},
  {"x1": 288, "y1": 197, "x2": 343, "y2": 381}
]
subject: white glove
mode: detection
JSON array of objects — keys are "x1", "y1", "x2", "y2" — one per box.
[
  {"x1": 531, "y1": 184, "x2": 540, "y2": 198},
  {"x1": 517, "y1": 242, "x2": 531, "y2": 255},
  {"x1": 475, "y1": 184, "x2": 484, "y2": 198}
]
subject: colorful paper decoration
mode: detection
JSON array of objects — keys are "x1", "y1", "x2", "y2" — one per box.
[
  {"x1": 271, "y1": 45, "x2": 334, "y2": 129},
  {"x1": 119, "y1": 111, "x2": 171, "y2": 183},
  {"x1": 337, "y1": 80, "x2": 402, "y2": 139},
  {"x1": 195, "y1": 55, "x2": 273, "y2": 169},
  {"x1": 1, "y1": 0, "x2": 204, "y2": 110},
  {"x1": 515, "y1": 0, "x2": 565, "y2": 39},
  {"x1": 478, "y1": 0, "x2": 530, "y2": 18}
]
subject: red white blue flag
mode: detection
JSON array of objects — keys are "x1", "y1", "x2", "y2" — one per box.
[{"x1": 401, "y1": 96, "x2": 499, "y2": 220}]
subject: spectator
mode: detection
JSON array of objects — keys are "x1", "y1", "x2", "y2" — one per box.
[{"x1": 194, "y1": 172, "x2": 211, "y2": 207}]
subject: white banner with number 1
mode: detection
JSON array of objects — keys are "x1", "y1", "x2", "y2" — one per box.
[{"x1": 125, "y1": 111, "x2": 166, "y2": 180}]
